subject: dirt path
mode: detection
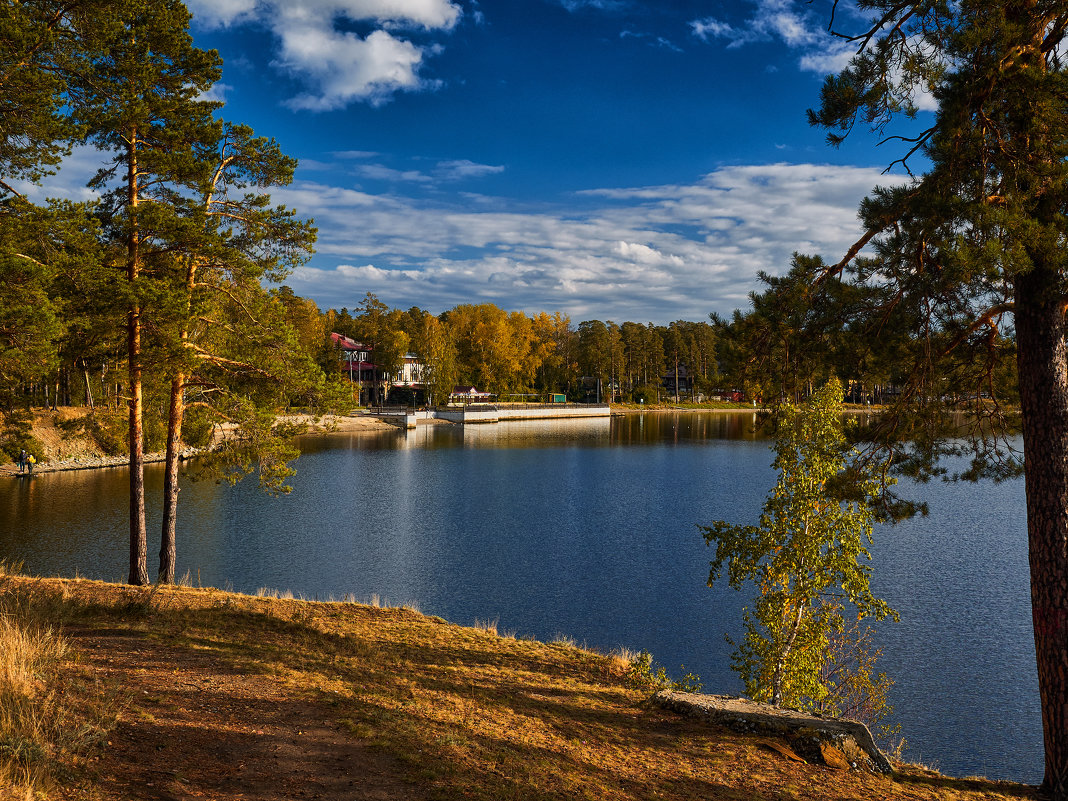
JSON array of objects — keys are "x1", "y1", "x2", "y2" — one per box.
[{"x1": 64, "y1": 628, "x2": 424, "y2": 801}]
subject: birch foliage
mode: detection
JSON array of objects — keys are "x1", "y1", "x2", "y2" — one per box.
[{"x1": 701, "y1": 378, "x2": 896, "y2": 711}]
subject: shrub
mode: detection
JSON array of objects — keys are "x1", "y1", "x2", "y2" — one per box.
[
  {"x1": 0, "y1": 412, "x2": 42, "y2": 463},
  {"x1": 631, "y1": 385, "x2": 660, "y2": 404},
  {"x1": 87, "y1": 411, "x2": 127, "y2": 456},
  {"x1": 625, "y1": 650, "x2": 703, "y2": 693}
]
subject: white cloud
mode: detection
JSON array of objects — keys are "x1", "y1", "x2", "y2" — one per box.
[
  {"x1": 620, "y1": 30, "x2": 683, "y2": 52},
  {"x1": 187, "y1": 0, "x2": 258, "y2": 28},
  {"x1": 760, "y1": 0, "x2": 818, "y2": 47},
  {"x1": 556, "y1": 0, "x2": 628, "y2": 11},
  {"x1": 615, "y1": 241, "x2": 684, "y2": 267},
  {"x1": 189, "y1": 0, "x2": 461, "y2": 30},
  {"x1": 186, "y1": 0, "x2": 462, "y2": 109},
  {"x1": 435, "y1": 160, "x2": 505, "y2": 180},
  {"x1": 332, "y1": 150, "x2": 380, "y2": 159},
  {"x1": 689, "y1": 0, "x2": 853, "y2": 73},
  {"x1": 278, "y1": 27, "x2": 429, "y2": 110},
  {"x1": 689, "y1": 18, "x2": 734, "y2": 41},
  {"x1": 356, "y1": 163, "x2": 434, "y2": 182},
  {"x1": 340, "y1": 158, "x2": 504, "y2": 183},
  {"x1": 199, "y1": 82, "x2": 233, "y2": 104},
  {"x1": 798, "y1": 45, "x2": 856, "y2": 74},
  {"x1": 278, "y1": 162, "x2": 912, "y2": 322},
  {"x1": 20, "y1": 145, "x2": 105, "y2": 204}
]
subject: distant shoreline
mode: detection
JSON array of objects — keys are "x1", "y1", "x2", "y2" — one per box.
[
  {"x1": 0, "y1": 412, "x2": 396, "y2": 477},
  {"x1": 608, "y1": 404, "x2": 879, "y2": 414},
  {"x1": 0, "y1": 406, "x2": 883, "y2": 477}
]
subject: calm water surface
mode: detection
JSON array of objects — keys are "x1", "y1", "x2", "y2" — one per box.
[{"x1": 0, "y1": 412, "x2": 1039, "y2": 783}]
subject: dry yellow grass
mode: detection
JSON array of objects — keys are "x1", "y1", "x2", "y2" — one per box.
[
  {"x1": 0, "y1": 583, "x2": 118, "y2": 799},
  {"x1": 0, "y1": 575, "x2": 1039, "y2": 801}
]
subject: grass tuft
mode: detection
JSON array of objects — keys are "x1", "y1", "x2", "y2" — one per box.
[
  {"x1": 0, "y1": 561, "x2": 24, "y2": 579},
  {"x1": 0, "y1": 590, "x2": 117, "y2": 796}
]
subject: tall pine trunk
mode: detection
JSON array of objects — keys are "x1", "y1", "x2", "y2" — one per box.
[
  {"x1": 1015, "y1": 265, "x2": 1068, "y2": 797},
  {"x1": 160, "y1": 251, "x2": 197, "y2": 584},
  {"x1": 82, "y1": 362, "x2": 94, "y2": 409},
  {"x1": 160, "y1": 373, "x2": 184, "y2": 583},
  {"x1": 127, "y1": 133, "x2": 148, "y2": 586}
]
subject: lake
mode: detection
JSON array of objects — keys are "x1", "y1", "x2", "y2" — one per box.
[{"x1": 0, "y1": 411, "x2": 1040, "y2": 783}]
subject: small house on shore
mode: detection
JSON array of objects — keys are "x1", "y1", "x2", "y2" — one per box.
[{"x1": 450, "y1": 386, "x2": 493, "y2": 404}]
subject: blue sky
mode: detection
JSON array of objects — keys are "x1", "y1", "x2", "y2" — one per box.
[{"x1": 50, "y1": 0, "x2": 928, "y2": 323}]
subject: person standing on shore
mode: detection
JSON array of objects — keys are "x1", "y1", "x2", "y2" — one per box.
[
  {"x1": 25, "y1": 454, "x2": 35, "y2": 474},
  {"x1": 17, "y1": 449, "x2": 26, "y2": 474}
]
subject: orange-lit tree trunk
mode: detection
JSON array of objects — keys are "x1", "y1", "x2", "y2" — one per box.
[
  {"x1": 159, "y1": 371, "x2": 183, "y2": 584},
  {"x1": 126, "y1": 132, "x2": 148, "y2": 586}
]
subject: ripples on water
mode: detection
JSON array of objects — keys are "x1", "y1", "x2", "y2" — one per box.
[{"x1": 0, "y1": 411, "x2": 1040, "y2": 783}]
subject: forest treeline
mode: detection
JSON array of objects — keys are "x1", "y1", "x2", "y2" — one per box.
[
  {"x1": 284, "y1": 291, "x2": 719, "y2": 406},
  {"x1": 265, "y1": 257, "x2": 1021, "y2": 412}
]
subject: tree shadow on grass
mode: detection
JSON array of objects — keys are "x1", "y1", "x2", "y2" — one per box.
[{"x1": 9, "y1": 580, "x2": 1040, "y2": 801}]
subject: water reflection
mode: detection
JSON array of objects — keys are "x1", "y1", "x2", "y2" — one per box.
[
  {"x1": 612, "y1": 411, "x2": 763, "y2": 444},
  {"x1": 1, "y1": 465, "x2": 163, "y2": 582},
  {"x1": 293, "y1": 411, "x2": 765, "y2": 453}
]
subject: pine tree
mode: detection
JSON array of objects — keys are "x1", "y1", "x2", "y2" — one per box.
[
  {"x1": 0, "y1": 2, "x2": 110, "y2": 401},
  {"x1": 807, "y1": 3, "x2": 1068, "y2": 793},
  {"x1": 351, "y1": 293, "x2": 409, "y2": 405},
  {"x1": 79, "y1": 0, "x2": 222, "y2": 585},
  {"x1": 157, "y1": 122, "x2": 317, "y2": 583},
  {"x1": 0, "y1": 0, "x2": 98, "y2": 200}
]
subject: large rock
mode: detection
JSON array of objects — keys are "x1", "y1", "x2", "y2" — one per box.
[{"x1": 652, "y1": 690, "x2": 892, "y2": 774}]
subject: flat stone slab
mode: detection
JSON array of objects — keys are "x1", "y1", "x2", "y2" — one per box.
[{"x1": 653, "y1": 690, "x2": 892, "y2": 774}]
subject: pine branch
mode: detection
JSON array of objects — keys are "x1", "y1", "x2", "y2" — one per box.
[
  {"x1": 191, "y1": 282, "x2": 262, "y2": 325},
  {"x1": 939, "y1": 304, "x2": 1015, "y2": 359},
  {"x1": 187, "y1": 343, "x2": 282, "y2": 381},
  {"x1": 0, "y1": 178, "x2": 27, "y2": 200}
]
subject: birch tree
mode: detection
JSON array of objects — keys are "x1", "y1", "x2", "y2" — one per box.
[{"x1": 701, "y1": 378, "x2": 896, "y2": 710}]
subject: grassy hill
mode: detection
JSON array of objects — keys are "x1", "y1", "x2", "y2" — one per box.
[{"x1": 0, "y1": 571, "x2": 1035, "y2": 801}]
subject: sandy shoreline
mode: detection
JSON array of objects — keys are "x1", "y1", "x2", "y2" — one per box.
[{"x1": 282, "y1": 412, "x2": 399, "y2": 432}]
